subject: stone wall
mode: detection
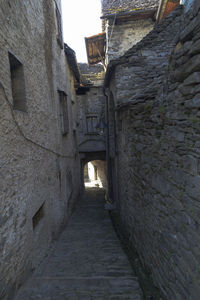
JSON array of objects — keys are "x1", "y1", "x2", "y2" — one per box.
[
  {"x1": 106, "y1": 2, "x2": 200, "y2": 298},
  {"x1": 105, "y1": 18, "x2": 155, "y2": 63},
  {"x1": 181, "y1": 0, "x2": 195, "y2": 12},
  {"x1": 101, "y1": 0, "x2": 158, "y2": 63},
  {"x1": 0, "y1": 1, "x2": 80, "y2": 299}
]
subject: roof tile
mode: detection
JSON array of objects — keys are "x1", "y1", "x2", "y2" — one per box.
[{"x1": 101, "y1": 0, "x2": 159, "y2": 15}]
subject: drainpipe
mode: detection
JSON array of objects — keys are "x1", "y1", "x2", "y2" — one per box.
[{"x1": 104, "y1": 88, "x2": 112, "y2": 204}]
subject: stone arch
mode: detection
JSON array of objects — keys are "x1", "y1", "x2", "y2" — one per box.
[{"x1": 80, "y1": 151, "x2": 106, "y2": 191}]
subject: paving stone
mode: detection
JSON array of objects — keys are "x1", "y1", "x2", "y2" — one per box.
[{"x1": 14, "y1": 188, "x2": 142, "y2": 300}]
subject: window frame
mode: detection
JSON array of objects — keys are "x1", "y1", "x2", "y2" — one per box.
[{"x1": 8, "y1": 51, "x2": 27, "y2": 112}]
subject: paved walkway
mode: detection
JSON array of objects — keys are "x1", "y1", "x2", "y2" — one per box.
[{"x1": 14, "y1": 188, "x2": 142, "y2": 300}]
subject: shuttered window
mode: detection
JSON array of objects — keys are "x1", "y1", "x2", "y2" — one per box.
[{"x1": 86, "y1": 116, "x2": 98, "y2": 134}]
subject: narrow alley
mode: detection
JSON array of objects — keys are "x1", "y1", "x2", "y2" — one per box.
[
  {"x1": 14, "y1": 188, "x2": 142, "y2": 300},
  {"x1": 2, "y1": 0, "x2": 200, "y2": 299}
]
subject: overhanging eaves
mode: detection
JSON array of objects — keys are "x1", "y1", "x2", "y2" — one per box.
[{"x1": 85, "y1": 33, "x2": 106, "y2": 66}]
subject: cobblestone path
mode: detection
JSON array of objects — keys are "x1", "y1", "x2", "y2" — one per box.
[{"x1": 14, "y1": 188, "x2": 142, "y2": 300}]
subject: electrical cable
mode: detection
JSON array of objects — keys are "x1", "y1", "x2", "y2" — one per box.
[{"x1": 0, "y1": 82, "x2": 75, "y2": 160}]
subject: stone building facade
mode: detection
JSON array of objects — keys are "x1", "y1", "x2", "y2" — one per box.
[
  {"x1": 101, "y1": 0, "x2": 159, "y2": 63},
  {"x1": 0, "y1": 1, "x2": 80, "y2": 299},
  {"x1": 76, "y1": 64, "x2": 106, "y2": 189},
  {"x1": 105, "y1": 0, "x2": 200, "y2": 298}
]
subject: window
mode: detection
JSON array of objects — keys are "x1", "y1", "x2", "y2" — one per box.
[
  {"x1": 58, "y1": 91, "x2": 69, "y2": 136},
  {"x1": 55, "y1": 2, "x2": 63, "y2": 48},
  {"x1": 86, "y1": 116, "x2": 98, "y2": 134},
  {"x1": 8, "y1": 52, "x2": 26, "y2": 112}
]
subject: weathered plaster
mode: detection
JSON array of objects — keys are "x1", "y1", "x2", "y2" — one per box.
[{"x1": 0, "y1": 1, "x2": 80, "y2": 298}]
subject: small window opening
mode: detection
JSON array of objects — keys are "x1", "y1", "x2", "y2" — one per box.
[
  {"x1": 8, "y1": 52, "x2": 26, "y2": 112},
  {"x1": 58, "y1": 91, "x2": 69, "y2": 136},
  {"x1": 32, "y1": 203, "x2": 45, "y2": 230}
]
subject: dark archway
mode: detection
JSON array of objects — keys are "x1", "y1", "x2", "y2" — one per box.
[{"x1": 80, "y1": 151, "x2": 106, "y2": 192}]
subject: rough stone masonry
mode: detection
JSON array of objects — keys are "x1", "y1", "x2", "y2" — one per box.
[
  {"x1": 105, "y1": 1, "x2": 200, "y2": 299},
  {"x1": 0, "y1": 1, "x2": 80, "y2": 299}
]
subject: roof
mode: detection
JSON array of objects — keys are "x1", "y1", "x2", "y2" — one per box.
[
  {"x1": 78, "y1": 63, "x2": 105, "y2": 86},
  {"x1": 64, "y1": 43, "x2": 80, "y2": 84},
  {"x1": 85, "y1": 33, "x2": 106, "y2": 66},
  {"x1": 101, "y1": 0, "x2": 159, "y2": 16}
]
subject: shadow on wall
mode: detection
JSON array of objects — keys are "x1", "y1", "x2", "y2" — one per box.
[{"x1": 84, "y1": 160, "x2": 107, "y2": 189}]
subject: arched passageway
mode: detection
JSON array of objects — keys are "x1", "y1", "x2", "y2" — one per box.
[
  {"x1": 84, "y1": 160, "x2": 107, "y2": 189},
  {"x1": 80, "y1": 151, "x2": 107, "y2": 192}
]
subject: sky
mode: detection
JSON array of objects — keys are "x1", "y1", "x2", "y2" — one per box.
[{"x1": 61, "y1": 0, "x2": 102, "y2": 63}]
